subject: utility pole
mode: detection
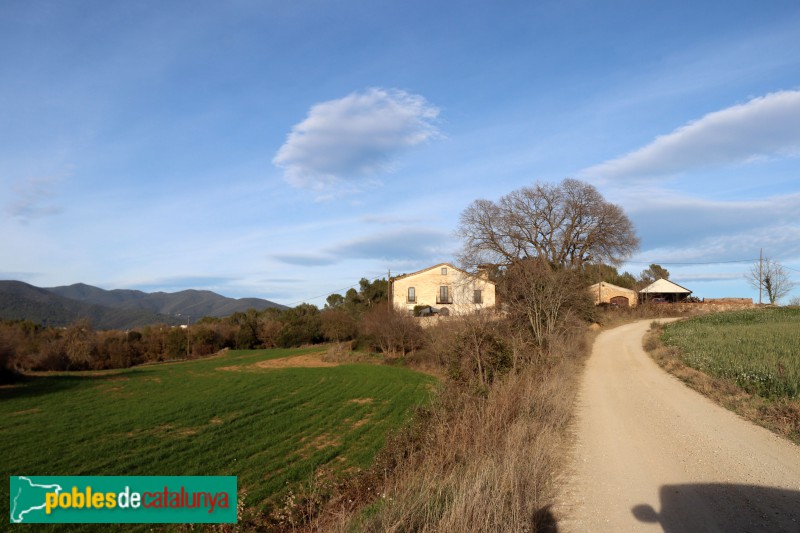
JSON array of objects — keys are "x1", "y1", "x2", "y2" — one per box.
[
  {"x1": 387, "y1": 269, "x2": 392, "y2": 313},
  {"x1": 759, "y1": 248, "x2": 763, "y2": 305}
]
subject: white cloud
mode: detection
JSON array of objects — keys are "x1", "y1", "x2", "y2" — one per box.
[
  {"x1": 273, "y1": 88, "x2": 441, "y2": 194},
  {"x1": 584, "y1": 90, "x2": 800, "y2": 182}
]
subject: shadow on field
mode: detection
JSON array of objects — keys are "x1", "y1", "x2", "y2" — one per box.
[
  {"x1": 632, "y1": 483, "x2": 800, "y2": 532},
  {"x1": 0, "y1": 372, "x2": 131, "y2": 400}
]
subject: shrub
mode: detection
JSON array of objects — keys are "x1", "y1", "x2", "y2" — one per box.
[{"x1": 361, "y1": 306, "x2": 424, "y2": 357}]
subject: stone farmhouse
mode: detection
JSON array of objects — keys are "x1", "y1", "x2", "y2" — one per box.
[
  {"x1": 588, "y1": 281, "x2": 638, "y2": 308},
  {"x1": 390, "y1": 263, "x2": 496, "y2": 316}
]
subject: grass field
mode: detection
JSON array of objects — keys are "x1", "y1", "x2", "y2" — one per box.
[
  {"x1": 0, "y1": 347, "x2": 436, "y2": 527},
  {"x1": 661, "y1": 308, "x2": 800, "y2": 400}
]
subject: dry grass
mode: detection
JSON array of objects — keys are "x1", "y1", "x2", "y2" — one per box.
[
  {"x1": 306, "y1": 333, "x2": 587, "y2": 533},
  {"x1": 253, "y1": 353, "x2": 340, "y2": 369},
  {"x1": 644, "y1": 323, "x2": 800, "y2": 444}
]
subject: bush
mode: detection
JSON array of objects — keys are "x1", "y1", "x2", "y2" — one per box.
[{"x1": 361, "y1": 307, "x2": 424, "y2": 357}]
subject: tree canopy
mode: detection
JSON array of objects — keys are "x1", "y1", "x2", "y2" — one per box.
[
  {"x1": 457, "y1": 178, "x2": 639, "y2": 270},
  {"x1": 325, "y1": 278, "x2": 388, "y2": 312}
]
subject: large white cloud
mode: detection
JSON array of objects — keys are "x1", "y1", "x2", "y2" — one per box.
[
  {"x1": 273, "y1": 88, "x2": 441, "y2": 194},
  {"x1": 584, "y1": 90, "x2": 800, "y2": 181}
]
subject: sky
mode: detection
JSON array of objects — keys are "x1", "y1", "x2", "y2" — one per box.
[{"x1": 2, "y1": 0, "x2": 800, "y2": 307}]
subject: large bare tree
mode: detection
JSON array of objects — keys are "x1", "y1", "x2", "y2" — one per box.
[
  {"x1": 457, "y1": 178, "x2": 639, "y2": 270},
  {"x1": 748, "y1": 257, "x2": 796, "y2": 304}
]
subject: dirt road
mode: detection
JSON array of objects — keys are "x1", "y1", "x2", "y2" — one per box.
[{"x1": 558, "y1": 319, "x2": 800, "y2": 532}]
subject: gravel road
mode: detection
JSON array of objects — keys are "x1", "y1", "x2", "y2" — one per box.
[{"x1": 558, "y1": 319, "x2": 800, "y2": 532}]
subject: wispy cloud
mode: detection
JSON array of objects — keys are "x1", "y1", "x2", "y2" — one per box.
[
  {"x1": 584, "y1": 90, "x2": 800, "y2": 182},
  {"x1": 123, "y1": 275, "x2": 241, "y2": 293},
  {"x1": 625, "y1": 191, "x2": 800, "y2": 253},
  {"x1": 329, "y1": 229, "x2": 451, "y2": 261},
  {"x1": 272, "y1": 228, "x2": 452, "y2": 267},
  {"x1": 611, "y1": 188, "x2": 800, "y2": 274},
  {"x1": 360, "y1": 214, "x2": 424, "y2": 225},
  {"x1": 273, "y1": 88, "x2": 441, "y2": 196},
  {"x1": 271, "y1": 254, "x2": 339, "y2": 267},
  {"x1": 673, "y1": 272, "x2": 748, "y2": 283},
  {"x1": 0, "y1": 271, "x2": 42, "y2": 281},
  {"x1": 6, "y1": 176, "x2": 63, "y2": 223}
]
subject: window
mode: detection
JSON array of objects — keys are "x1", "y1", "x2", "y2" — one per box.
[
  {"x1": 407, "y1": 287, "x2": 416, "y2": 303},
  {"x1": 441, "y1": 267, "x2": 448, "y2": 275},
  {"x1": 473, "y1": 289, "x2": 483, "y2": 304},
  {"x1": 437, "y1": 286, "x2": 452, "y2": 304}
]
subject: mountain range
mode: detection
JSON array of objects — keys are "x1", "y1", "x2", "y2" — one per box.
[{"x1": 0, "y1": 281, "x2": 287, "y2": 330}]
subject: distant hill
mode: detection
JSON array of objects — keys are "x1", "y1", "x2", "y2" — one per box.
[
  {"x1": 0, "y1": 281, "x2": 181, "y2": 329},
  {"x1": 0, "y1": 281, "x2": 287, "y2": 330},
  {"x1": 46, "y1": 283, "x2": 286, "y2": 318}
]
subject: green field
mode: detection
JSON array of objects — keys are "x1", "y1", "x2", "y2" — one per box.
[
  {"x1": 661, "y1": 308, "x2": 800, "y2": 399},
  {"x1": 1, "y1": 347, "x2": 436, "y2": 525}
]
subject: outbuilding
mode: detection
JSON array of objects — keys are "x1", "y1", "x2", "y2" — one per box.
[
  {"x1": 589, "y1": 281, "x2": 638, "y2": 307},
  {"x1": 639, "y1": 278, "x2": 692, "y2": 303}
]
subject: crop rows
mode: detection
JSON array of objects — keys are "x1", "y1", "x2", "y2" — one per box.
[
  {"x1": 1, "y1": 347, "x2": 436, "y2": 525},
  {"x1": 661, "y1": 308, "x2": 800, "y2": 400}
]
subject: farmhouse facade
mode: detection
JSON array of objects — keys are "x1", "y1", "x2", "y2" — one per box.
[
  {"x1": 390, "y1": 263, "x2": 496, "y2": 316},
  {"x1": 588, "y1": 281, "x2": 638, "y2": 307}
]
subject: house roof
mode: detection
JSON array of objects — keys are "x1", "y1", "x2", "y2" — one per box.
[
  {"x1": 391, "y1": 262, "x2": 495, "y2": 285},
  {"x1": 589, "y1": 281, "x2": 636, "y2": 294},
  {"x1": 640, "y1": 278, "x2": 692, "y2": 294}
]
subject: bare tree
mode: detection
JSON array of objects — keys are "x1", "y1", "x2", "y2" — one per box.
[
  {"x1": 63, "y1": 318, "x2": 95, "y2": 369},
  {"x1": 748, "y1": 258, "x2": 796, "y2": 304},
  {"x1": 458, "y1": 178, "x2": 639, "y2": 270},
  {"x1": 320, "y1": 307, "x2": 358, "y2": 342},
  {"x1": 361, "y1": 306, "x2": 424, "y2": 357},
  {"x1": 502, "y1": 260, "x2": 594, "y2": 348}
]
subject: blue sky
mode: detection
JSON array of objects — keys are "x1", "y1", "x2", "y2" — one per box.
[{"x1": 2, "y1": 0, "x2": 799, "y2": 306}]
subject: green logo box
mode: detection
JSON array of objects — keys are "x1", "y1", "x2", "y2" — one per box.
[{"x1": 9, "y1": 476, "x2": 237, "y2": 524}]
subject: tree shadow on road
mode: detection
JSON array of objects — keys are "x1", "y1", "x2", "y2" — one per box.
[{"x1": 632, "y1": 483, "x2": 800, "y2": 532}]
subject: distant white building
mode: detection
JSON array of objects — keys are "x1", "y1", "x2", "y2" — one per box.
[
  {"x1": 390, "y1": 263, "x2": 496, "y2": 316},
  {"x1": 639, "y1": 278, "x2": 692, "y2": 303}
]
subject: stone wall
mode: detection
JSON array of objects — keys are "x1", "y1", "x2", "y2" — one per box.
[{"x1": 672, "y1": 301, "x2": 757, "y2": 315}]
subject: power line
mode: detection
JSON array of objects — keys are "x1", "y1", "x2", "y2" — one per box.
[{"x1": 624, "y1": 259, "x2": 758, "y2": 266}]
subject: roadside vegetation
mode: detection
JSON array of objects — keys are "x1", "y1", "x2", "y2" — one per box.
[{"x1": 645, "y1": 308, "x2": 800, "y2": 443}]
